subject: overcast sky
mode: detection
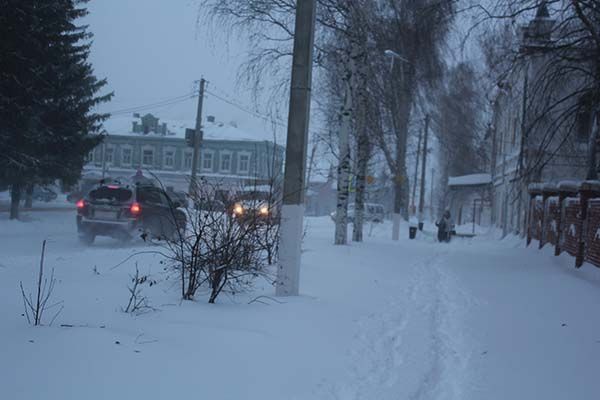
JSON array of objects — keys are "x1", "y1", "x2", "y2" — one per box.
[{"x1": 84, "y1": 0, "x2": 278, "y2": 136}]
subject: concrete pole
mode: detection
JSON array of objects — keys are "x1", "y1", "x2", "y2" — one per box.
[
  {"x1": 189, "y1": 78, "x2": 206, "y2": 195},
  {"x1": 418, "y1": 114, "x2": 429, "y2": 226},
  {"x1": 276, "y1": 0, "x2": 317, "y2": 297}
]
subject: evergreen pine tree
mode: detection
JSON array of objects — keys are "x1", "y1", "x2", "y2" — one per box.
[{"x1": 0, "y1": 0, "x2": 112, "y2": 219}]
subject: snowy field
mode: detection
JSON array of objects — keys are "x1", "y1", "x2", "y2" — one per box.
[{"x1": 1, "y1": 211, "x2": 600, "y2": 400}]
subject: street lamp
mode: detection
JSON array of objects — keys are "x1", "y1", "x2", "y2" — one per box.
[
  {"x1": 384, "y1": 49, "x2": 410, "y2": 64},
  {"x1": 383, "y1": 49, "x2": 411, "y2": 240}
]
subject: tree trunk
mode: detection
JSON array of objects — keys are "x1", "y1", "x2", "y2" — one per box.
[
  {"x1": 334, "y1": 79, "x2": 353, "y2": 245},
  {"x1": 587, "y1": 107, "x2": 599, "y2": 180},
  {"x1": 352, "y1": 131, "x2": 369, "y2": 242},
  {"x1": 10, "y1": 183, "x2": 22, "y2": 220},
  {"x1": 392, "y1": 177, "x2": 403, "y2": 240},
  {"x1": 411, "y1": 128, "x2": 423, "y2": 216},
  {"x1": 334, "y1": 119, "x2": 351, "y2": 245},
  {"x1": 25, "y1": 184, "x2": 34, "y2": 208}
]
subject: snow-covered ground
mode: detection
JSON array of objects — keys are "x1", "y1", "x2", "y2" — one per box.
[{"x1": 1, "y1": 212, "x2": 600, "y2": 399}]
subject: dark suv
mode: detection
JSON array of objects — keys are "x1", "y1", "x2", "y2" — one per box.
[{"x1": 76, "y1": 182, "x2": 186, "y2": 245}]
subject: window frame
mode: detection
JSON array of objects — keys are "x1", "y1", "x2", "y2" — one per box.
[
  {"x1": 104, "y1": 146, "x2": 114, "y2": 165},
  {"x1": 183, "y1": 150, "x2": 193, "y2": 170},
  {"x1": 202, "y1": 150, "x2": 215, "y2": 172},
  {"x1": 237, "y1": 151, "x2": 251, "y2": 174},
  {"x1": 121, "y1": 146, "x2": 133, "y2": 166},
  {"x1": 219, "y1": 150, "x2": 232, "y2": 173},
  {"x1": 163, "y1": 147, "x2": 176, "y2": 169},
  {"x1": 141, "y1": 146, "x2": 155, "y2": 168}
]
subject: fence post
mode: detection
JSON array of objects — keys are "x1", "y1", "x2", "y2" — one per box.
[
  {"x1": 554, "y1": 181, "x2": 579, "y2": 256},
  {"x1": 576, "y1": 187, "x2": 588, "y2": 268},
  {"x1": 526, "y1": 184, "x2": 542, "y2": 247},
  {"x1": 540, "y1": 185, "x2": 558, "y2": 249}
]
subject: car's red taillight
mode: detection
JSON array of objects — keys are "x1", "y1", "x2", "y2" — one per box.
[
  {"x1": 76, "y1": 199, "x2": 85, "y2": 209},
  {"x1": 130, "y1": 202, "x2": 141, "y2": 215}
]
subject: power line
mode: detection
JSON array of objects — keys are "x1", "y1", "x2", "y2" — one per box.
[
  {"x1": 206, "y1": 88, "x2": 330, "y2": 146},
  {"x1": 106, "y1": 92, "x2": 197, "y2": 116},
  {"x1": 205, "y1": 88, "x2": 287, "y2": 128}
]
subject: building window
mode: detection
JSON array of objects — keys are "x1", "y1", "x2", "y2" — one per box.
[
  {"x1": 94, "y1": 148, "x2": 102, "y2": 166},
  {"x1": 121, "y1": 148, "x2": 132, "y2": 166},
  {"x1": 105, "y1": 147, "x2": 114, "y2": 164},
  {"x1": 164, "y1": 149, "x2": 175, "y2": 169},
  {"x1": 202, "y1": 151, "x2": 214, "y2": 171},
  {"x1": 220, "y1": 152, "x2": 232, "y2": 173},
  {"x1": 142, "y1": 148, "x2": 154, "y2": 167},
  {"x1": 576, "y1": 92, "x2": 594, "y2": 143},
  {"x1": 184, "y1": 151, "x2": 193, "y2": 170},
  {"x1": 238, "y1": 153, "x2": 250, "y2": 174}
]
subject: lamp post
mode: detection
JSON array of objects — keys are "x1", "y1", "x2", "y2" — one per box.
[{"x1": 384, "y1": 49, "x2": 411, "y2": 240}]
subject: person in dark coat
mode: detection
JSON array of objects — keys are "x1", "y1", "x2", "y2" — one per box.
[{"x1": 436, "y1": 210, "x2": 452, "y2": 242}]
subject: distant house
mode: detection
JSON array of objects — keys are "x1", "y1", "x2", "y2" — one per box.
[{"x1": 83, "y1": 113, "x2": 285, "y2": 193}]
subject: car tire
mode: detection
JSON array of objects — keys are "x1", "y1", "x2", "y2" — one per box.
[
  {"x1": 79, "y1": 232, "x2": 95, "y2": 245},
  {"x1": 143, "y1": 217, "x2": 162, "y2": 240}
]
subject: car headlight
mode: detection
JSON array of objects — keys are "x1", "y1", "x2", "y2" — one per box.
[
  {"x1": 233, "y1": 204, "x2": 244, "y2": 215},
  {"x1": 259, "y1": 206, "x2": 269, "y2": 215}
]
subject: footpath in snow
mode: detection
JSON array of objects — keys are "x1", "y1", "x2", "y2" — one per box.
[{"x1": 1, "y1": 212, "x2": 599, "y2": 399}]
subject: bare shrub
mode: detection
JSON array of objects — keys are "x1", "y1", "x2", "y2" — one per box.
[
  {"x1": 122, "y1": 264, "x2": 156, "y2": 315},
  {"x1": 20, "y1": 240, "x2": 63, "y2": 326},
  {"x1": 152, "y1": 178, "x2": 280, "y2": 303}
]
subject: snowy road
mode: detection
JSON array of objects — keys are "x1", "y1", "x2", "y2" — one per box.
[{"x1": 1, "y1": 212, "x2": 600, "y2": 399}]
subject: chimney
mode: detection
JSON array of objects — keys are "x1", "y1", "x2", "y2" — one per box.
[{"x1": 207, "y1": 115, "x2": 215, "y2": 123}]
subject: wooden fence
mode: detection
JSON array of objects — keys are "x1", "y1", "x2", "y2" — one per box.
[{"x1": 527, "y1": 181, "x2": 600, "y2": 269}]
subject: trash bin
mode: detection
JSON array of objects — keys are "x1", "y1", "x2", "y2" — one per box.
[
  {"x1": 409, "y1": 226, "x2": 417, "y2": 239},
  {"x1": 418, "y1": 222, "x2": 424, "y2": 231}
]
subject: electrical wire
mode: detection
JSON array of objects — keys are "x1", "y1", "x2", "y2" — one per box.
[
  {"x1": 205, "y1": 88, "x2": 287, "y2": 128},
  {"x1": 106, "y1": 92, "x2": 197, "y2": 116}
]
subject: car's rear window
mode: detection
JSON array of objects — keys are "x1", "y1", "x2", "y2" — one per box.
[{"x1": 89, "y1": 187, "x2": 132, "y2": 203}]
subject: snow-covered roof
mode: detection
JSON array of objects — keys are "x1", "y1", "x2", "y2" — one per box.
[
  {"x1": 102, "y1": 115, "x2": 280, "y2": 143},
  {"x1": 448, "y1": 173, "x2": 492, "y2": 187},
  {"x1": 582, "y1": 180, "x2": 600, "y2": 192},
  {"x1": 558, "y1": 180, "x2": 581, "y2": 191}
]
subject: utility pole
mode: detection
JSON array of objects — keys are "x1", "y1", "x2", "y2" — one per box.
[
  {"x1": 189, "y1": 78, "x2": 206, "y2": 195},
  {"x1": 418, "y1": 114, "x2": 429, "y2": 228},
  {"x1": 276, "y1": 0, "x2": 317, "y2": 297},
  {"x1": 411, "y1": 127, "x2": 423, "y2": 216}
]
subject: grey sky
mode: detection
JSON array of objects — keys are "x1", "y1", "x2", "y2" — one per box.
[{"x1": 85, "y1": 0, "x2": 276, "y2": 135}]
